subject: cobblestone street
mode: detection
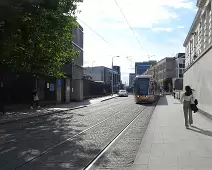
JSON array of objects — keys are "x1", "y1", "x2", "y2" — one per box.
[
  {"x1": 0, "y1": 95, "x2": 155, "y2": 170},
  {"x1": 1, "y1": 95, "x2": 212, "y2": 170}
]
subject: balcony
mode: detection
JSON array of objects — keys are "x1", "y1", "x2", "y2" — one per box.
[{"x1": 196, "y1": 0, "x2": 207, "y2": 9}]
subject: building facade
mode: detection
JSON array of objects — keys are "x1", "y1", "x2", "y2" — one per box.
[
  {"x1": 84, "y1": 66, "x2": 120, "y2": 93},
  {"x1": 143, "y1": 65, "x2": 158, "y2": 80},
  {"x1": 183, "y1": 0, "x2": 212, "y2": 114},
  {"x1": 129, "y1": 73, "x2": 136, "y2": 87},
  {"x1": 0, "y1": 23, "x2": 84, "y2": 105},
  {"x1": 63, "y1": 24, "x2": 84, "y2": 101},
  {"x1": 135, "y1": 60, "x2": 157, "y2": 75},
  {"x1": 113, "y1": 66, "x2": 121, "y2": 83},
  {"x1": 175, "y1": 53, "x2": 185, "y2": 79},
  {"x1": 156, "y1": 57, "x2": 176, "y2": 89},
  {"x1": 172, "y1": 53, "x2": 185, "y2": 90}
]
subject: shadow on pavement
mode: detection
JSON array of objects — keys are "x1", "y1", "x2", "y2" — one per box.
[
  {"x1": 198, "y1": 109, "x2": 212, "y2": 121},
  {"x1": 155, "y1": 96, "x2": 168, "y2": 105},
  {"x1": 139, "y1": 103, "x2": 155, "y2": 107},
  {"x1": 189, "y1": 125, "x2": 212, "y2": 137},
  {"x1": 0, "y1": 100, "x2": 91, "y2": 125},
  {"x1": 0, "y1": 108, "x2": 108, "y2": 170}
]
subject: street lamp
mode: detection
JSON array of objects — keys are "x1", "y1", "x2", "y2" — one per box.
[
  {"x1": 148, "y1": 55, "x2": 155, "y2": 60},
  {"x1": 112, "y1": 56, "x2": 119, "y2": 95},
  {"x1": 92, "y1": 61, "x2": 95, "y2": 67}
]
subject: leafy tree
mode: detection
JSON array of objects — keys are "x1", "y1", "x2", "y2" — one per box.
[
  {"x1": 163, "y1": 77, "x2": 172, "y2": 92},
  {"x1": 0, "y1": 0, "x2": 83, "y2": 78}
]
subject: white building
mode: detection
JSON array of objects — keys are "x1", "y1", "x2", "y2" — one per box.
[
  {"x1": 172, "y1": 53, "x2": 185, "y2": 90},
  {"x1": 175, "y1": 53, "x2": 185, "y2": 79},
  {"x1": 183, "y1": 0, "x2": 212, "y2": 115}
]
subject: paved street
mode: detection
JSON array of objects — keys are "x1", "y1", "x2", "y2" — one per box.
[
  {"x1": 0, "y1": 95, "x2": 117, "y2": 124},
  {"x1": 0, "y1": 95, "x2": 155, "y2": 170},
  {"x1": 2, "y1": 95, "x2": 211, "y2": 170}
]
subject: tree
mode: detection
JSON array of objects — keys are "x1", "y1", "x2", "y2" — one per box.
[
  {"x1": 163, "y1": 78, "x2": 172, "y2": 92},
  {"x1": 0, "y1": 0, "x2": 83, "y2": 78}
]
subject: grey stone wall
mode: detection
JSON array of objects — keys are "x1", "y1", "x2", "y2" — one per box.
[{"x1": 184, "y1": 48, "x2": 212, "y2": 114}]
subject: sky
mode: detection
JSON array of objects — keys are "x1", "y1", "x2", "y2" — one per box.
[{"x1": 76, "y1": 0, "x2": 197, "y2": 85}]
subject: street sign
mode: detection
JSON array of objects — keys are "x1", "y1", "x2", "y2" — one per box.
[
  {"x1": 58, "y1": 80, "x2": 62, "y2": 88},
  {"x1": 50, "y1": 84, "x2": 55, "y2": 91}
]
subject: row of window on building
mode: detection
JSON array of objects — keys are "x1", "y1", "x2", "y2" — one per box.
[{"x1": 184, "y1": 0, "x2": 212, "y2": 68}]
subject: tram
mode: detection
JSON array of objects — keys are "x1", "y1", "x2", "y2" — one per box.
[{"x1": 134, "y1": 75, "x2": 160, "y2": 104}]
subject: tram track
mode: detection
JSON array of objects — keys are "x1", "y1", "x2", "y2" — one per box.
[
  {"x1": 83, "y1": 106, "x2": 148, "y2": 170},
  {"x1": 10, "y1": 104, "x2": 147, "y2": 169},
  {"x1": 0, "y1": 98, "x2": 129, "y2": 150},
  {"x1": 1, "y1": 96, "x2": 156, "y2": 170}
]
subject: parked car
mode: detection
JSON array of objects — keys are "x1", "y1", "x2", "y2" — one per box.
[{"x1": 118, "y1": 90, "x2": 128, "y2": 97}]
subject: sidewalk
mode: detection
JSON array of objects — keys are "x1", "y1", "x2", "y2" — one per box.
[
  {"x1": 0, "y1": 95, "x2": 117, "y2": 125},
  {"x1": 131, "y1": 95, "x2": 212, "y2": 170}
]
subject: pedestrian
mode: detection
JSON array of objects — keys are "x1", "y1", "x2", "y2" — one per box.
[
  {"x1": 180, "y1": 86, "x2": 194, "y2": 129},
  {"x1": 173, "y1": 88, "x2": 176, "y2": 99},
  {"x1": 31, "y1": 89, "x2": 40, "y2": 109}
]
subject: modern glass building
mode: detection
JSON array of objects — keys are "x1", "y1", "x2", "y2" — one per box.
[
  {"x1": 135, "y1": 61, "x2": 157, "y2": 75},
  {"x1": 129, "y1": 73, "x2": 135, "y2": 87}
]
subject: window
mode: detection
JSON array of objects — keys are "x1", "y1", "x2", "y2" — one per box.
[
  {"x1": 190, "y1": 40, "x2": 193, "y2": 51},
  {"x1": 179, "y1": 64, "x2": 185, "y2": 68},
  {"x1": 179, "y1": 74, "x2": 183, "y2": 78},
  {"x1": 135, "y1": 78, "x2": 150, "y2": 95},
  {"x1": 179, "y1": 69, "x2": 184, "y2": 74}
]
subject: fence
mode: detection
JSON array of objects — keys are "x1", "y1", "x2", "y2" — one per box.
[
  {"x1": 83, "y1": 79, "x2": 111, "y2": 99},
  {"x1": 0, "y1": 70, "x2": 57, "y2": 105}
]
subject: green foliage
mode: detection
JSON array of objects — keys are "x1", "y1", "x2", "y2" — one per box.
[
  {"x1": 0, "y1": 0, "x2": 83, "y2": 78},
  {"x1": 163, "y1": 77, "x2": 172, "y2": 91}
]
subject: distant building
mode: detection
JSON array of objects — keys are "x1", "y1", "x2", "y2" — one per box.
[
  {"x1": 156, "y1": 57, "x2": 176, "y2": 91},
  {"x1": 183, "y1": 0, "x2": 212, "y2": 115},
  {"x1": 143, "y1": 65, "x2": 158, "y2": 80},
  {"x1": 113, "y1": 66, "x2": 121, "y2": 83},
  {"x1": 135, "y1": 60, "x2": 157, "y2": 75},
  {"x1": 129, "y1": 73, "x2": 136, "y2": 87},
  {"x1": 84, "y1": 66, "x2": 120, "y2": 92},
  {"x1": 172, "y1": 53, "x2": 185, "y2": 90},
  {"x1": 175, "y1": 53, "x2": 185, "y2": 79}
]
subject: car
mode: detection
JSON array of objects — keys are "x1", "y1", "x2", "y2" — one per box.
[{"x1": 118, "y1": 90, "x2": 128, "y2": 97}]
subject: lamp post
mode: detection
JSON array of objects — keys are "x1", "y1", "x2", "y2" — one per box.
[
  {"x1": 148, "y1": 55, "x2": 155, "y2": 60},
  {"x1": 112, "y1": 56, "x2": 119, "y2": 95},
  {"x1": 92, "y1": 61, "x2": 95, "y2": 67}
]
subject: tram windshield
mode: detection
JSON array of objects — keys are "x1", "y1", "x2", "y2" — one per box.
[{"x1": 135, "y1": 78, "x2": 150, "y2": 96}]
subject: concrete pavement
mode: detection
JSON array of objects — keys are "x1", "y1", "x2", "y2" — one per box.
[
  {"x1": 131, "y1": 95, "x2": 212, "y2": 170},
  {"x1": 0, "y1": 95, "x2": 117, "y2": 125}
]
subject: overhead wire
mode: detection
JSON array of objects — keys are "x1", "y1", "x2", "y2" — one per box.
[
  {"x1": 77, "y1": 17, "x2": 109, "y2": 44},
  {"x1": 77, "y1": 16, "x2": 129, "y2": 58},
  {"x1": 114, "y1": 0, "x2": 144, "y2": 50}
]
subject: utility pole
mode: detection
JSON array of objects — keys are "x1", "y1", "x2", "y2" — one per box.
[{"x1": 92, "y1": 61, "x2": 95, "y2": 67}]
